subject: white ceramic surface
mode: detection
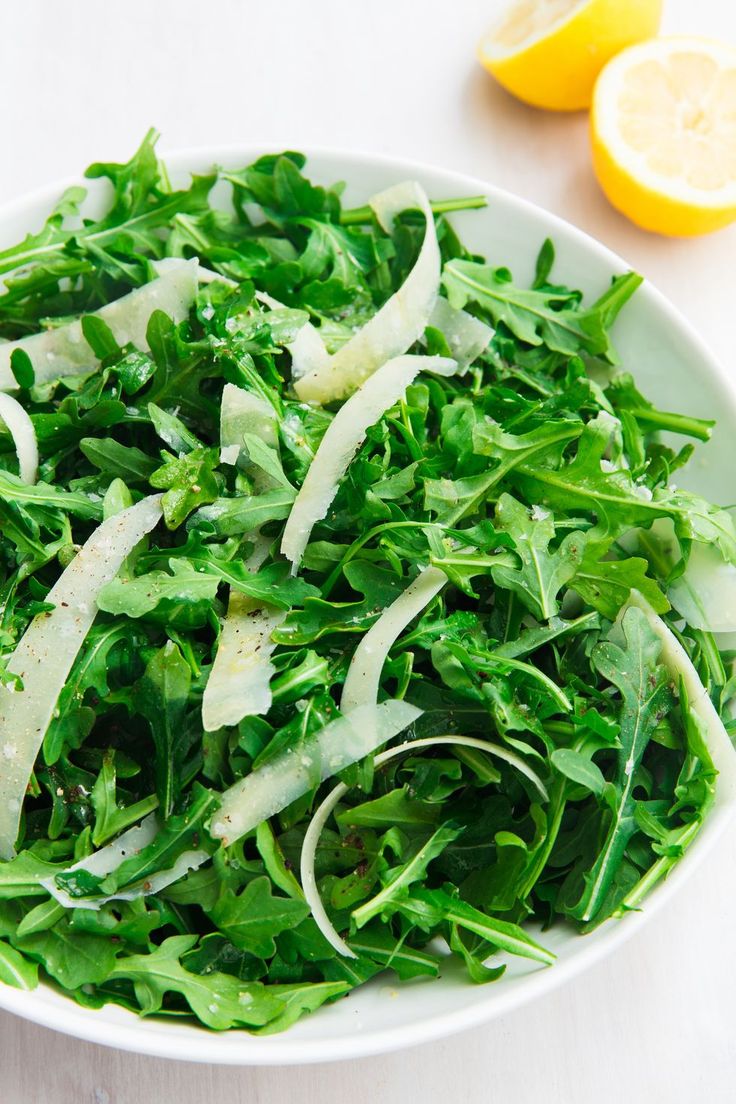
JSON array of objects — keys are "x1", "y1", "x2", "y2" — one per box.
[{"x1": 0, "y1": 146, "x2": 734, "y2": 1066}]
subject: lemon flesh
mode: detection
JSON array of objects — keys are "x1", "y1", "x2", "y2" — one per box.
[
  {"x1": 591, "y1": 37, "x2": 736, "y2": 236},
  {"x1": 479, "y1": 0, "x2": 662, "y2": 111}
]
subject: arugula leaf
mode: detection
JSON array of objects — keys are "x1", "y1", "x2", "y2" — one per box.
[
  {"x1": 0, "y1": 852, "x2": 65, "y2": 900},
  {"x1": 208, "y1": 877, "x2": 310, "y2": 957},
  {"x1": 570, "y1": 607, "x2": 675, "y2": 923},
  {"x1": 0, "y1": 471, "x2": 102, "y2": 520},
  {"x1": 43, "y1": 621, "x2": 138, "y2": 765},
  {"x1": 491, "y1": 494, "x2": 585, "y2": 620},
  {"x1": 193, "y1": 487, "x2": 295, "y2": 536},
  {"x1": 14, "y1": 920, "x2": 117, "y2": 988},
  {"x1": 0, "y1": 939, "x2": 38, "y2": 990},
  {"x1": 80, "y1": 438, "x2": 159, "y2": 482},
  {"x1": 90, "y1": 751, "x2": 157, "y2": 847},
  {"x1": 571, "y1": 541, "x2": 669, "y2": 620},
  {"x1": 352, "y1": 822, "x2": 464, "y2": 928},
  {"x1": 443, "y1": 259, "x2": 640, "y2": 360},
  {"x1": 298, "y1": 220, "x2": 378, "y2": 286},
  {"x1": 348, "y1": 927, "x2": 440, "y2": 979},
  {"x1": 399, "y1": 888, "x2": 555, "y2": 965},
  {"x1": 428, "y1": 418, "x2": 582, "y2": 525},
  {"x1": 150, "y1": 447, "x2": 220, "y2": 529},
  {"x1": 98, "y1": 561, "x2": 220, "y2": 619},
  {"x1": 132, "y1": 642, "x2": 194, "y2": 817},
  {"x1": 253, "y1": 980, "x2": 350, "y2": 1035},
  {"x1": 551, "y1": 749, "x2": 606, "y2": 796},
  {"x1": 110, "y1": 935, "x2": 284, "y2": 1029}
]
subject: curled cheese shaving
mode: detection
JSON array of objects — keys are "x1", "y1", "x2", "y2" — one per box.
[
  {"x1": 0, "y1": 261, "x2": 198, "y2": 390},
  {"x1": 294, "y1": 182, "x2": 441, "y2": 404},
  {"x1": 0, "y1": 495, "x2": 164, "y2": 859},
  {"x1": 0, "y1": 391, "x2": 38, "y2": 484},
  {"x1": 281, "y1": 355, "x2": 454, "y2": 571}
]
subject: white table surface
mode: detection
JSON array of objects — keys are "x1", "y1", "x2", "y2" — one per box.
[{"x1": 1, "y1": 1, "x2": 736, "y2": 1100}]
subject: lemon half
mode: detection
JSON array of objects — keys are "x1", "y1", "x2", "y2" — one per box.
[
  {"x1": 479, "y1": 0, "x2": 662, "y2": 111},
  {"x1": 591, "y1": 37, "x2": 736, "y2": 236}
]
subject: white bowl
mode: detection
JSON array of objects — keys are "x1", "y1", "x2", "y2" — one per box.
[{"x1": 1, "y1": 146, "x2": 734, "y2": 1065}]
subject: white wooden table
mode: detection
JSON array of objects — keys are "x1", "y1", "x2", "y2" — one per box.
[{"x1": 1, "y1": 1, "x2": 735, "y2": 1100}]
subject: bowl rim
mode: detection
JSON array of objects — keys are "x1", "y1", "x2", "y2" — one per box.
[{"x1": 0, "y1": 141, "x2": 734, "y2": 1066}]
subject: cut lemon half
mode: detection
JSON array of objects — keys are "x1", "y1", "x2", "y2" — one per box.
[
  {"x1": 591, "y1": 37, "x2": 736, "y2": 236},
  {"x1": 478, "y1": 0, "x2": 662, "y2": 112}
]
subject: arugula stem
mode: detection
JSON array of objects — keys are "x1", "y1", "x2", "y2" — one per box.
[
  {"x1": 94, "y1": 794, "x2": 159, "y2": 847},
  {"x1": 339, "y1": 195, "x2": 487, "y2": 227},
  {"x1": 613, "y1": 818, "x2": 702, "y2": 915},
  {"x1": 519, "y1": 777, "x2": 567, "y2": 901},
  {"x1": 691, "y1": 629, "x2": 727, "y2": 696},
  {"x1": 478, "y1": 653, "x2": 572, "y2": 713},
  {"x1": 623, "y1": 407, "x2": 714, "y2": 442},
  {"x1": 387, "y1": 411, "x2": 424, "y2": 463},
  {"x1": 321, "y1": 520, "x2": 444, "y2": 598}
]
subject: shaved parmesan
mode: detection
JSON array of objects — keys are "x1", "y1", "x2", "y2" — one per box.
[
  {"x1": 622, "y1": 592, "x2": 736, "y2": 796},
  {"x1": 667, "y1": 542, "x2": 736, "y2": 634},
  {"x1": 42, "y1": 815, "x2": 157, "y2": 909},
  {"x1": 294, "y1": 182, "x2": 441, "y2": 403},
  {"x1": 195, "y1": 263, "x2": 237, "y2": 288},
  {"x1": 211, "y1": 699, "x2": 422, "y2": 847},
  {"x1": 301, "y1": 734, "x2": 549, "y2": 957},
  {"x1": 0, "y1": 495, "x2": 163, "y2": 860},
  {"x1": 428, "y1": 296, "x2": 493, "y2": 373},
  {"x1": 219, "y1": 383, "x2": 278, "y2": 484},
  {"x1": 286, "y1": 318, "x2": 330, "y2": 382},
  {"x1": 41, "y1": 814, "x2": 209, "y2": 911},
  {"x1": 341, "y1": 567, "x2": 447, "y2": 713},
  {"x1": 202, "y1": 595, "x2": 286, "y2": 732},
  {"x1": 299, "y1": 784, "x2": 354, "y2": 956},
  {"x1": 202, "y1": 383, "x2": 283, "y2": 731},
  {"x1": 152, "y1": 257, "x2": 238, "y2": 288},
  {"x1": 0, "y1": 260, "x2": 198, "y2": 390},
  {"x1": 0, "y1": 391, "x2": 38, "y2": 484},
  {"x1": 282, "y1": 355, "x2": 454, "y2": 571},
  {"x1": 219, "y1": 444, "x2": 240, "y2": 466}
]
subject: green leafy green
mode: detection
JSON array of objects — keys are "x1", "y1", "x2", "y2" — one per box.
[
  {"x1": 132, "y1": 642, "x2": 194, "y2": 817},
  {"x1": 569, "y1": 608, "x2": 675, "y2": 923},
  {"x1": 442, "y1": 257, "x2": 640, "y2": 360},
  {"x1": 209, "y1": 877, "x2": 310, "y2": 957},
  {"x1": 0, "y1": 135, "x2": 726, "y2": 1037},
  {"x1": 491, "y1": 494, "x2": 585, "y2": 620}
]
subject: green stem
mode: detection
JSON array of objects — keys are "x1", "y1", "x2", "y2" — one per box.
[
  {"x1": 339, "y1": 195, "x2": 487, "y2": 227},
  {"x1": 624, "y1": 407, "x2": 713, "y2": 443},
  {"x1": 691, "y1": 629, "x2": 727, "y2": 694},
  {"x1": 476, "y1": 653, "x2": 572, "y2": 713},
  {"x1": 614, "y1": 818, "x2": 702, "y2": 915},
  {"x1": 519, "y1": 776, "x2": 567, "y2": 901},
  {"x1": 321, "y1": 520, "x2": 443, "y2": 598},
  {"x1": 94, "y1": 793, "x2": 159, "y2": 847}
]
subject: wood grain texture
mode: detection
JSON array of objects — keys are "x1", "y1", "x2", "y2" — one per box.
[{"x1": 1, "y1": 0, "x2": 735, "y2": 1099}]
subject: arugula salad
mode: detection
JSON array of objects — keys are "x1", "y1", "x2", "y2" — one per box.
[{"x1": 0, "y1": 132, "x2": 734, "y2": 1034}]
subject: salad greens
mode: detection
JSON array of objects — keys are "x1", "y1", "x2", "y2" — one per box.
[{"x1": 0, "y1": 130, "x2": 734, "y2": 1033}]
